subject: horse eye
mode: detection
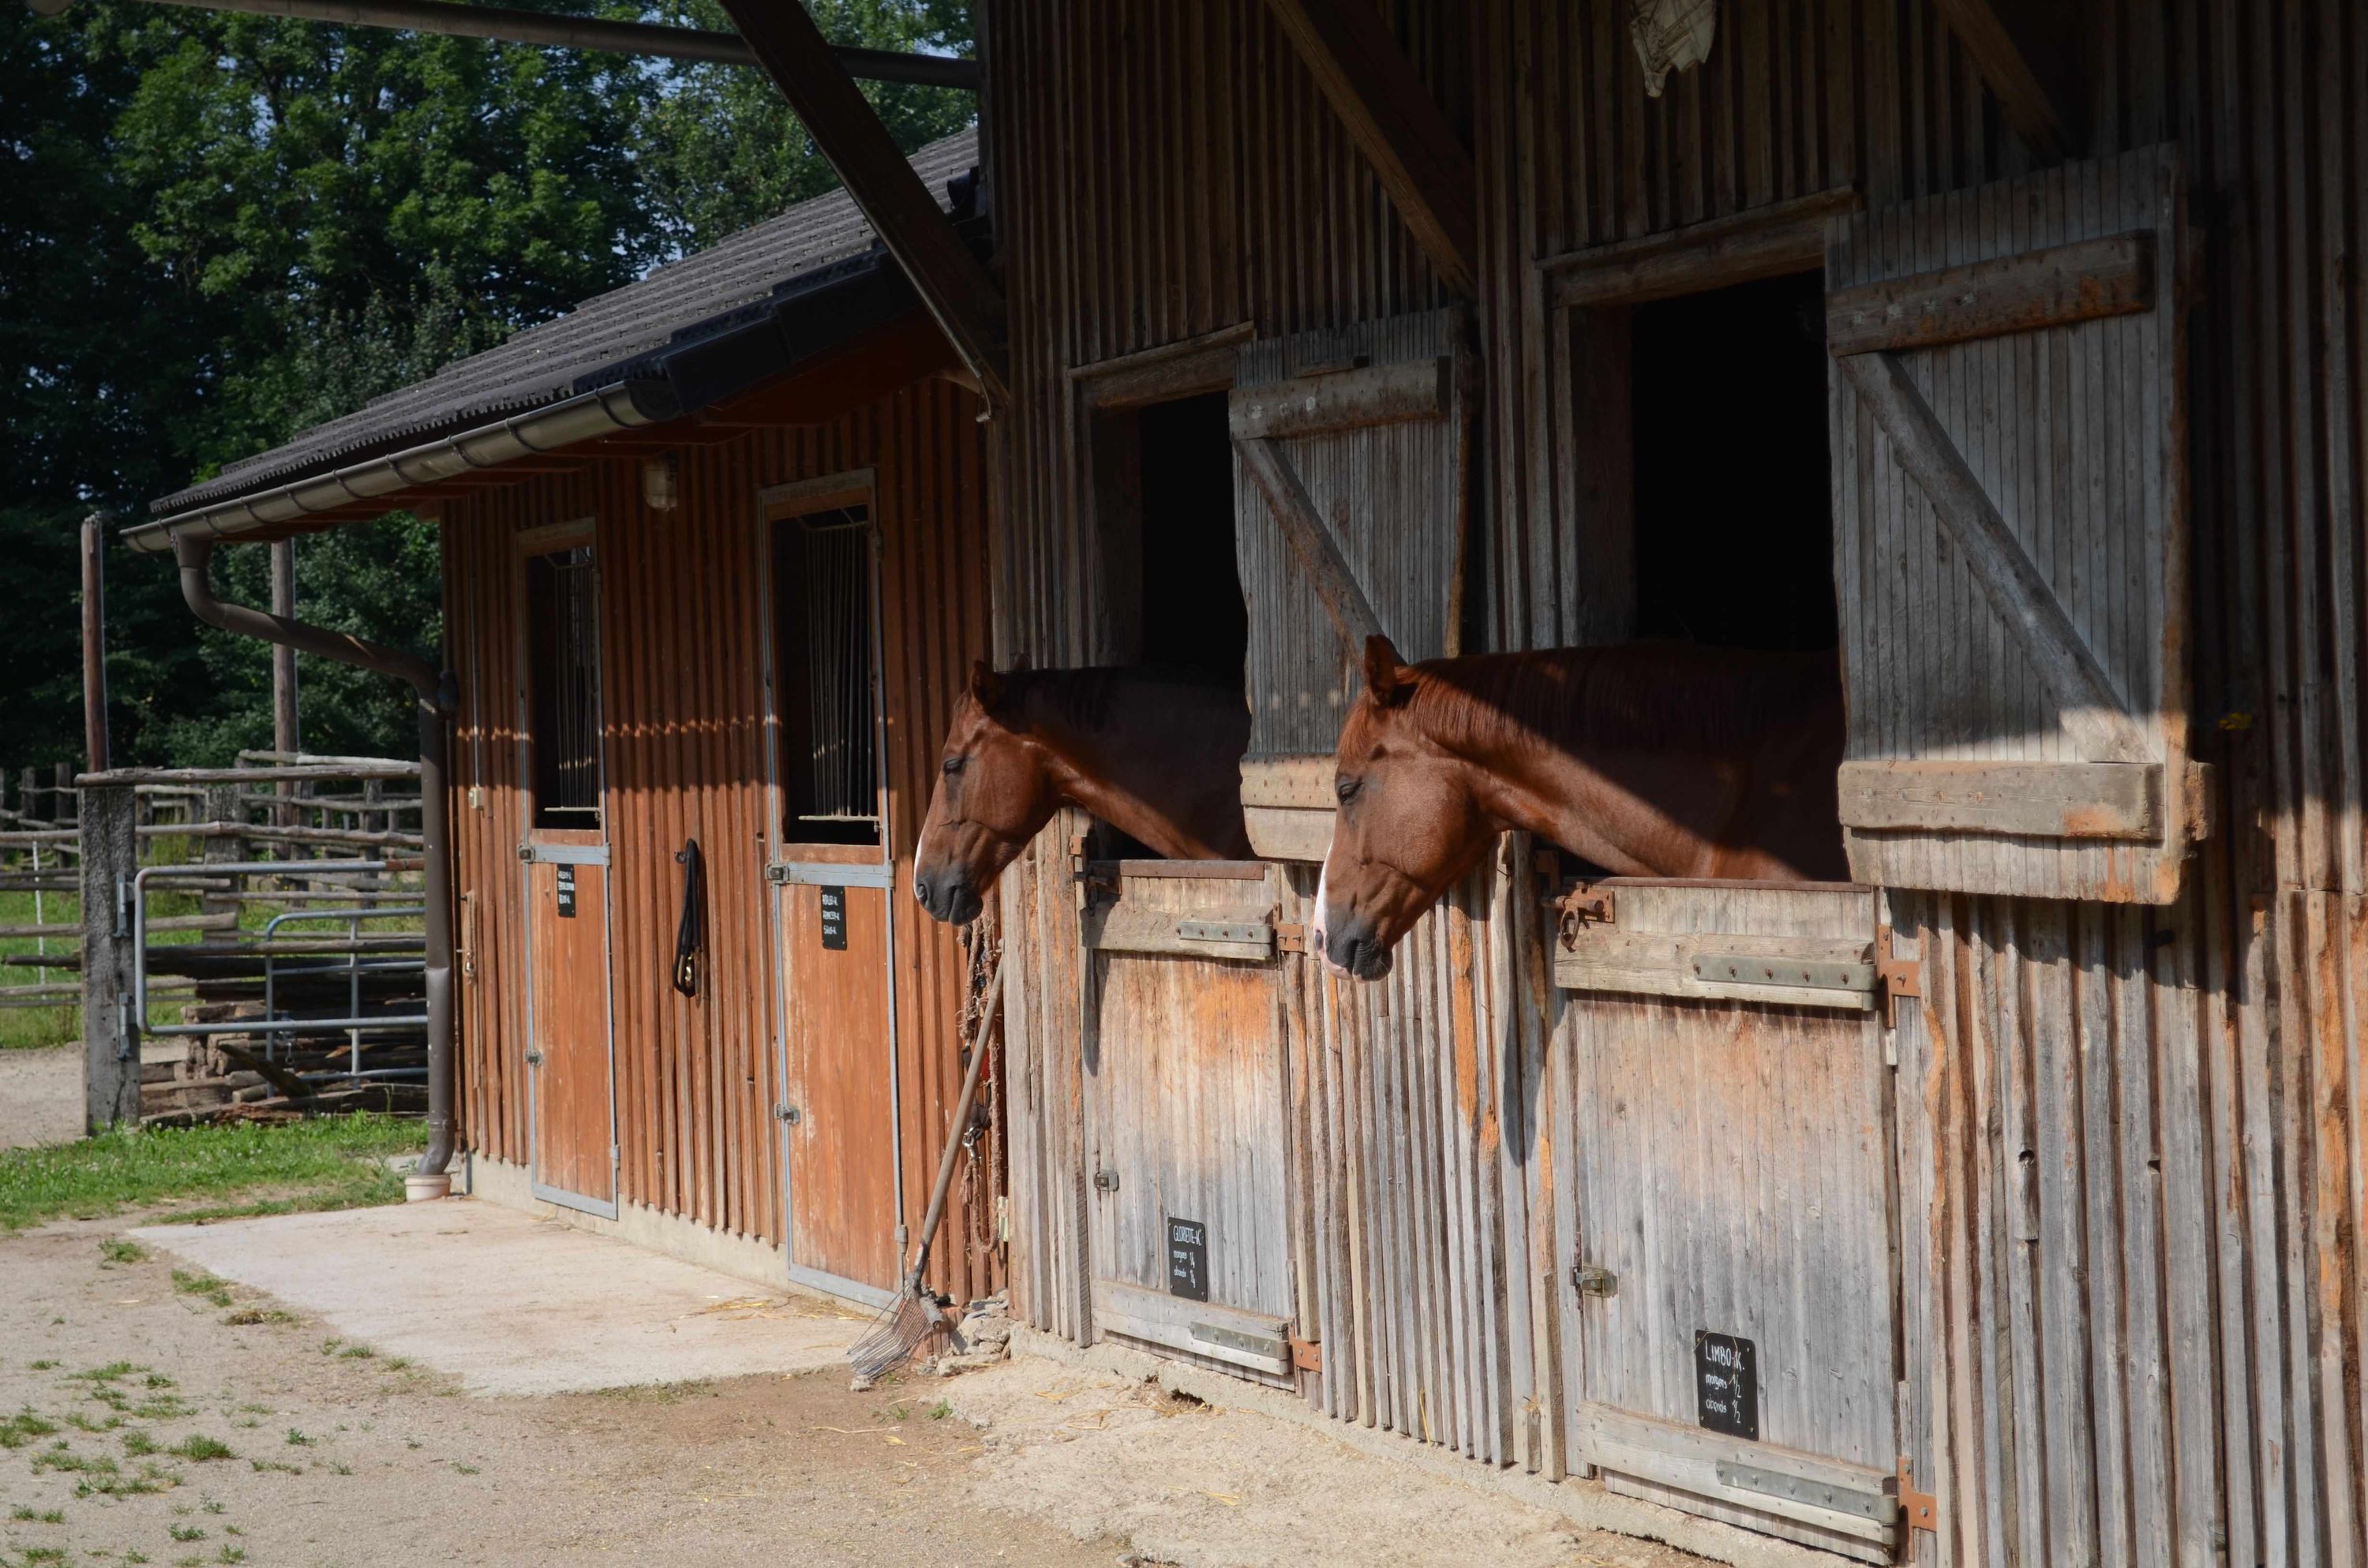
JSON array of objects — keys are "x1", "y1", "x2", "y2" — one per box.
[
  {"x1": 1335, "y1": 776, "x2": 1361, "y2": 803},
  {"x1": 942, "y1": 756, "x2": 965, "y2": 777}
]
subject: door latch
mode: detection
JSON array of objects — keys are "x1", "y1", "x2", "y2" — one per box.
[
  {"x1": 1092, "y1": 1168, "x2": 1121, "y2": 1193},
  {"x1": 1572, "y1": 1264, "x2": 1618, "y2": 1297},
  {"x1": 1876, "y1": 926, "x2": 1923, "y2": 1030}
]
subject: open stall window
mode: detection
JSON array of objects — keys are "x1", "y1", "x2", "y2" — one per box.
[
  {"x1": 773, "y1": 500, "x2": 883, "y2": 850},
  {"x1": 1073, "y1": 331, "x2": 1253, "y2": 859},
  {"x1": 524, "y1": 543, "x2": 603, "y2": 831}
]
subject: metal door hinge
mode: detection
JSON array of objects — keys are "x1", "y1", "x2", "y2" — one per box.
[
  {"x1": 765, "y1": 863, "x2": 792, "y2": 885},
  {"x1": 1070, "y1": 833, "x2": 1117, "y2": 907},
  {"x1": 516, "y1": 842, "x2": 532, "y2": 863},
  {"x1": 1276, "y1": 922, "x2": 1307, "y2": 954},
  {"x1": 776, "y1": 1103, "x2": 802, "y2": 1125},
  {"x1": 1897, "y1": 1456, "x2": 1939, "y2": 1532},
  {"x1": 1289, "y1": 1334, "x2": 1324, "y2": 1372},
  {"x1": 524, "y1": 1049, "x2": 545, "y2": 1065},
  {"x1": 1572, "y1": 1263, "x2": 1618, "y2": 1297},
  {"x1": 1092, "y1": 1167, "x2": 1121, "y2": 1193},
  {"x1": 1876, "y1": 926, "x2": 1922, "y2": 1031}
]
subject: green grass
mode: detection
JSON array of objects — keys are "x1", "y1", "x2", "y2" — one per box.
[
  {"x1": 0, "y1": 1113, "x2": 425, "y2": 1231},
  {"x1": 0, "y1": 886, "x2": 81, "y2": 1051}
]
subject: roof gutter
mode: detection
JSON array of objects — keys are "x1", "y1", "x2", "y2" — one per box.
[{"x1": 124, "y1": 379, "x2": 675, "y2": 555}]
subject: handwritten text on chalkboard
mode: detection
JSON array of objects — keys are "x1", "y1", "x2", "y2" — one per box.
[
  {"x1": 1167, "y1": 1216, "x2": 1208, "y2": 1301},
  {"x1": 1695, "y1": 1330, "x2": 1759, "y2": 1440}
]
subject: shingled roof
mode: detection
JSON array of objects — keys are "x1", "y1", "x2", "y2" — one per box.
[{"x1": 149, "y1": 129, "x2": 980, "y2": 521}]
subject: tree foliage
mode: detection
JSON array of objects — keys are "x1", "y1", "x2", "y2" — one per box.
[{"x1": 0, "y1": 0, "x2": 973, "y2": 767}]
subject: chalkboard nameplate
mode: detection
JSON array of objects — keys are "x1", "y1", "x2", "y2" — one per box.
[
  {"x1": 555, "y1": 864, "x2": 577, "y2": 919},
  {"x1": 819, "y1": 886, "x2": 848, "y2": 950},
  {"x1": 1695, "y1": 1330, "x2": 1759, "y2": 1440},
  {"x1": 1167, "y1": 1216, "x2": 1208, "y2": 1301}
]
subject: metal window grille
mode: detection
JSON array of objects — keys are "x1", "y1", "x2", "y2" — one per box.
[
  {"x1": 528, "y1": 546, "x2": 602, "y2": 825},
  {"x1": 797, "y1": 508, "x2": 876, "y2": 826}
]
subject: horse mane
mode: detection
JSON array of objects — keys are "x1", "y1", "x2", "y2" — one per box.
[
  {"x1": 1000, "y1": 664, "x2": 1242, "y2": 735},
  {"x1": 1403, "y1": 643, "x2": 1839, "y2": 759}
]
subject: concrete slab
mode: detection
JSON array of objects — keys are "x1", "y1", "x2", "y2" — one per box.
[{"x1": 133, "y1": 1197, "x2": 867, "y2": 1395}]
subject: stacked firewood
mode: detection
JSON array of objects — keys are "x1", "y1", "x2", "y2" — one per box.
[{"x1": 137, "y1": 937, "x2": 428, "y2": 1127}]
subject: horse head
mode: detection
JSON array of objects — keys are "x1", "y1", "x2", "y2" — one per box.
[
  {"x1": 913, "y1": 661, "x2": 1057, "y2": 925},
  {"x1": 1316, "y1": 634, "x2": 1494, "y2": 980}
]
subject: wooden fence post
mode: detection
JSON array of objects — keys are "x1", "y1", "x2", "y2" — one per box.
[
  {"x1": 81, "y1": 781, "x2": 140, "y2": 1132},
  {"x1": 56, "y1": 762, "x2": 78, "y2": 827}
]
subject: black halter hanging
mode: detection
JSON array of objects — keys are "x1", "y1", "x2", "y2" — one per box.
[{"x1": 672, "y1": 838, "x2": 706, "y2": 998}]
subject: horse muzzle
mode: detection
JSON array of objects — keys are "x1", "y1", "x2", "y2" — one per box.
[
  {"x1": 1323, "y1": 922, "x2": 1394, "y2": 981},
  {"x1": 913, "y1": 867, "x2": 984, "y2": 926}
]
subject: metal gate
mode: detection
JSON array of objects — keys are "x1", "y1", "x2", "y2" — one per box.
[
  {"x1": 1083, "y1": 861, "x2": 1298, "y2": 1379},
  {"x1": 1557, "y1": 879, "x2": 1905, "y2": 1562}
]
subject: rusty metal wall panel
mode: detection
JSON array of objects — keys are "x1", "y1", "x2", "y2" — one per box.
[
  {"x1": 441, "y1": 379, "x2": 997, "y2": 1305},
  {"x1": 978, "y1": 2, "x2": 2368, "y2": 1561}
]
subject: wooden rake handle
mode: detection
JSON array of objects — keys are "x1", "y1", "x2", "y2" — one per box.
[{"x1": 910, "y1": 952, "x2": 1006, "y2": 1284}]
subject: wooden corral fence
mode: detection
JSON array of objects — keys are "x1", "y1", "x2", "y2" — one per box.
[{"x1": 5, "y1": 756, "x2": 433, "y2": 1134}]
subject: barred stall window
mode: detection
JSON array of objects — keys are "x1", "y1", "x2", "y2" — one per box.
[
  {"x1": 774, "y1": 503, "x2": 881, "y2": 847},
  {"x1": 526, "y1": 544, "x2": 603, "y2": 829}
]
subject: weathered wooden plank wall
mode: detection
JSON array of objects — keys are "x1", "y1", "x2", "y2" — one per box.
[
  {"x1": 443, "y1": 377, "x2": 1001, "y2": 1305},
  {"x1": 983, "y1": 0, "x2": 2367, "y2": 1562}
]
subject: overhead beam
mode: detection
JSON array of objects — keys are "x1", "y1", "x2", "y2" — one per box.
[
  {"x1": 91, "y1": 0, "x2": 978, "y2": 87},
  {"x1": 1929, "y1": 0, "x2": 2083, "y2": 159},
  {"x1": 1261, "y1": 0, "x2": 1478, "y2": 294},
  {"x1": 714, "y1": 0, "x2": 1008, "y2": 406}
]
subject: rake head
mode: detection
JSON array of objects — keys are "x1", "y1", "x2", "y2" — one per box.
[{"x1": 847, "y1": 1283, "x2": 946, "y2": 1383}]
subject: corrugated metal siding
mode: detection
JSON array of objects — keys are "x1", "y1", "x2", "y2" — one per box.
[
  {"x1": 984, "y1": 0, "x2": 2368, "y2": 1562},
  {"x1": 444, "y1": 377, "x2": 999, "y2": 1306}
]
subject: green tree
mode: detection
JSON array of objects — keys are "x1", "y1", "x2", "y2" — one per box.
[{"x1": 1, "y1": 0, "x2": 975, "y2": 766}]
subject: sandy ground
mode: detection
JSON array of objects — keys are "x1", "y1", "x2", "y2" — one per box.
[
  {"x1": 2, "y1": 1199, "x2": 1718, "y2": 1568},
  {"x1": 0, "y1": 1041, "x2": 183, "y2": 1151},
  {"x1": 0, "y1": 1045, "x2": 87, "y2": 1150}
]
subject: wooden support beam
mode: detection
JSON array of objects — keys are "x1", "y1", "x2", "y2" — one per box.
[
  {"x1": 1838, "y1": 350, "x2": 2148, "y2": 764},
  {"x1": 713, "y1": 0, "x2": 1008, "y2": 405},
  {"x1": 1929, "y1": 0, "x2": 2083, "y2": 159},
  {"x1": 1261, "y1": 0, "x2": 1478, "y2": 294},
  {"x1": 1235, "y1": 436, "x2": 1386, "y2": 651}
]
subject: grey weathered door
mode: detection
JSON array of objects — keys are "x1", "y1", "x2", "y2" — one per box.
[
  {"x1": 1083, "y1": 862, "x2": 1296, "y2": 1379},
  {"x1": 1559, "y1": 880, "x2": 1901, "y2": 1562},
  {"x1": 1227, "y1": 308, "x2": 1474, "y2": 861},
  {"x1": 1825, "y1": 144, "x2": 2195, "y2": 903}
]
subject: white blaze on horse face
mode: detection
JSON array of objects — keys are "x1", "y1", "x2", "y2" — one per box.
[{"x1": 1312, "y1": 829, "x2": 1355, "y2": 978}]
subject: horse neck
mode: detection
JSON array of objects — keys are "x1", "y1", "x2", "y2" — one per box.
[
  {"x1": 1017, "y1": 675, "x2": 1242, "y2": 859},
  {"x1": 1424, "y1": 653, "x2": 1770, "y2": 878}
]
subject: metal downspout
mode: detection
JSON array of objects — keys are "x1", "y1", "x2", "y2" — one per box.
[{"x1": 174, "y1": 534, "x2": 459, "y2": 1194}]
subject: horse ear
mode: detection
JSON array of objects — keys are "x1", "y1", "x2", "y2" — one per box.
[
  {"x1": 1362, "y1": 634, "x2": 1416, "y2": 707},
  {"x1": 968, "y1": 660, "x2": 1006, "y2": 709}
]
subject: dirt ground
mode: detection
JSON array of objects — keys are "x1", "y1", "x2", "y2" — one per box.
[
  {"x1": 0, "y1": 1203, "x2": 1725, "y2": 1568},
  {"x1": 1, "y1": 1216, "x2": 1126, "y2": 1566},
  {"x1": 0, "y1": 1046, "x2": 86, "y2": 1151}
]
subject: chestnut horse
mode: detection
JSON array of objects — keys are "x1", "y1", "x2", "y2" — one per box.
[
  {"x1": 1317, "y1": 634, "x2": 1846, "y2": 979},
  {"x1": 913, "y1": 662, "x2": 1253, "y2": 924}
]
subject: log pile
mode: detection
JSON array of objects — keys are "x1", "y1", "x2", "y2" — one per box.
[{"x1": 137, "y1": 946, "x2": 428, "y2": 1127}]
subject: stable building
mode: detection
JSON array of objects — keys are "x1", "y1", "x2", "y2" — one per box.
[
  {"x1": 132, "y1": 131, "x2": 1004, "y2": 1312},
  {"x1": 953, "y1": 4, "x2": 2365, "y2": 1566}
]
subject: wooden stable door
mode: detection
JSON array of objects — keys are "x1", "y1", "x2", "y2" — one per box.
[
  {"x1": 525, "y1": 847, "x2": 616, "y2": 1215},
  {"x1": 1083, "y1": 863, "x2": 1295, "y2": 1379},
  {"x1": 1557, "y1": 881, "x2": 1901, "y2": 1562},
  {"x1": 774, "y1": 873, "x2": 900, "y2": 1297}
]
